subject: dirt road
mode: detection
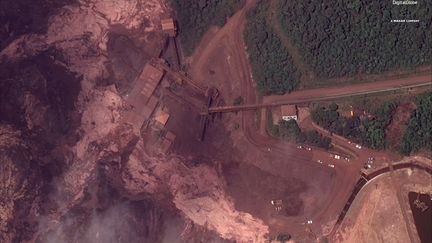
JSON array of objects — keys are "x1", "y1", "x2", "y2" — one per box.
[
  {"x1": 185, "y1": 0, "x2": 429, "y2": 240},
  {"x1": 263, "y1": 74, "x2": 431, "y2": 104},
  {"x1": 268, "y1": 0, "x2": 313, "y2": 82},
  {"x1": 187, "y1": 0, "x2": 363, "y2": 239}
]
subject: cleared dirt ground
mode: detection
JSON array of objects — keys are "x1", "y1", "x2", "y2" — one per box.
[
  {"x1": 386, "y1": 102, "x2": 417, "y2": 149},
  {"x1": 183, "y1": 1, "x2": 340, "y2": 240},
  {"x1": 334, "y1": 168, "x2": 432, "y2": 243},
  {"x1": 167, "y1": 0, "x2": 430, "y2": 241},
  {"x1": 161, "y1": 90, "x2": 235, "y2": 164},
  {"x1": 161, "y1": 75, "x2": 335, "y2": 240}
]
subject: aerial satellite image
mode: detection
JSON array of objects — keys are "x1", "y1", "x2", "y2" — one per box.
[{"x1": 0, "y1": 0, "x2": 431, "y2": 242}]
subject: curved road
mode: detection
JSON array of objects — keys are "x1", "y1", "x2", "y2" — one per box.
[
  {"x1": 329, "y1": 161, "x2": 432, "y2": 237},
  {"x1": 188, "y1": 0, "x2": 366, "y2": 236},
  {"x1": 186, "y1": 0, "x2": 431, "y2": 239}
]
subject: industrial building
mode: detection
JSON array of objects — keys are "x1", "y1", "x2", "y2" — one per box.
[
  {"x1": 281, "y1": 105, "x2": 298, "y2": 121},
  {"x1": 161, "y1": 18, "x2": 176, "y2": 37},
  {"x1": 122, "y1": 63, "x2": 165, "y2": 134}
]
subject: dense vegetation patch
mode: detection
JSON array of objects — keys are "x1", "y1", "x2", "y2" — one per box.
[
  {"x1": 278, "y1": 0, "x2": 432, "y2": 78},
  {"x1": 311, "y1": 102, "x2": 398, "y2": 150},
  {"x1": 170, "y1": 0, "x2": 244, "y2": 56},
  {"x1": 268, "y1": 111, "x2": 332, "y2": 149},
  {"x1": 245, "y1": 1, "x2": 300, "y2": 95},
  {"x1": 400, "y1": 92, "x2": 432, "y2": 155}
]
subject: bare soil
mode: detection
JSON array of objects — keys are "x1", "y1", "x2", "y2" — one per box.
[
  {"x1": 162, "y1": 90, "x2": 235, "y2": 164},
  {"x1": 333, "y1": 168, "x2": 432, "y2": 243},
  {"x1": 182, "y1": 1, "x2": 354, "y2": 240},
  {"x1": 386, "y1": 103, "x2": 417, "y2": 149},
  {"x1": 164, "y1": 0, "x2": 430, "y2": 241},
  {"x1": 223, "y1": 161, "x2": 306, "y2": 218}
]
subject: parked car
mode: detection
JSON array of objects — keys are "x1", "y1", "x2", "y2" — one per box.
[{"x1": 328, "y1": 164, "x2": 335, "y2": 168}]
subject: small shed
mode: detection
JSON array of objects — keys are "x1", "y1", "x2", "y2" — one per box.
[
  {"x1": 161, "y1": 18, "x2": 176, "y2": 37},
  {"x1": 139, "y1": 64, "x2": 165, "y2": 101},
  {"x1": 281, "y1": 105, "x2": 298, "y2": 121},
  {"x1": 154, "y1": 109, "x2": 170, "y2": 127}
]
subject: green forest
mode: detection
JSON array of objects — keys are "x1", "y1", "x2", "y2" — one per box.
[
  {"x1": 244, "y1": 1, "x2": 300, "y2": 95},
  {"x1": 311, "y1": 102, "x2": 398, "y2": 150},
  {"x1": 169, "y1": 0, "x2": 244, "y2": 56},
  {"x1": 400, "y1": 92, "x2": 432, "y2": 155},
  {"x1": 268, "y1": 112, "x2": 332, "y2": 149},
  {"x1": 278, "y1": 0, "x2": 432, "y2": 78}
]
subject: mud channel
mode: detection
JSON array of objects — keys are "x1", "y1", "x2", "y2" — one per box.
[{"x1": 408, "y1": 192, "x2": 432, "y2": 243}]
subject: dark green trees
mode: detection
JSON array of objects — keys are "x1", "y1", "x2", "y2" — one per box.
[
  {"x1": 312, "y1": 102, "x2": 398, "y2": 150},
  {"x1": 244, "y1": 1, "x2": 300, "y2": 95},
  {"x1": 170, "y1": 0, "x2": 245, "y2": 55},
  {"x1": 401, "y1": 92, "x2": 432, "y2": 154},
  {"x1": 278, "y1": 0, "x2": 432, "y2": 78},
  {"x1": 278, "y1": 119, "x2": 302, "y2": 141},
  {"x1": 363, "y1": 102, "x2": 397, "y2": 149},
  {"x1": 268, "y1": 116, "x2": 332, "y2": 149}
]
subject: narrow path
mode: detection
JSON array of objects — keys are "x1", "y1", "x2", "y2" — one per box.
[
  {"x1": 268, "y1": 0, "x2": 313, "y2": 83},
  {"x1": 182, "y1": 0, "x2": 430, "y2": 239},
  {"x1": 229, "y1": 2, "x2": 364, "y2": 235},
  {"x1": 263, "y1": 74, "x2": 432, "y2": 104}
]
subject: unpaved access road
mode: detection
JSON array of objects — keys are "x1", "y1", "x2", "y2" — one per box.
[
  {"x1": 187, "y1": 0, "x2": 364, "y2": 239},
  {"x1": 184, "y1": 0, "x2": 430, "y2": 239},
  {"x1": 263, "y1": 74, "x2": 431, "y2": 104}
]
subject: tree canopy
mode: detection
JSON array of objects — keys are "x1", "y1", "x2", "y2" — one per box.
[
  {"x1": 312, "y1": 101, "x2": 398, "y2": 150},
  {"x1": 278, "y1": 0, "x2": 432, "y2": 78},
  {"x1": 400, "y1": 92, "x2": 432, "y2": 154},
  {"x1": 244, "y1": 1, "x2": 300, "y2": 95},
  {"x1": 170, "y1": 0, "x2": 245, "y2": 55},
  {"x1": 268, "y1": 111, "x2": 332, "y2": 149}
]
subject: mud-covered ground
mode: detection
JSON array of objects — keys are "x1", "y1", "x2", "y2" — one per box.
[
  {"x1": 0, "y1": 0, "x2": 235, "y2": 242},
  {"x1": 0, "y1": 47, "x2": 83, "y2": 242},
  {"x1": 0, "y1": 0, "x2": 77, "y2": 50}
]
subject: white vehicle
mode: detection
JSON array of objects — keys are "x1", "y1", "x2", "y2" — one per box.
[
  {"x1": 306, "y1": 147, "x2": 312, "y2": 151},
  {"x1": 355, "y1": 144, "x2": 362, "y2": 149},
  {"x1": 334, "y1": 155, "x2": 341, "y2": 160},
  {"x1": 297, "y1": 145, "x2": 303, "y2": 149},
  {"x1": 317, "y1": 159, "x2": 323, "y2": 164},
  {"x1": 364, "y1": 164, "x2": 371, "y2": 169},
  {"x1": 307, "y1": 220, "x2": 313, "y2": 224},
  {"x1": 328, "y1": 164, "x2": 335, "y2": 168}
]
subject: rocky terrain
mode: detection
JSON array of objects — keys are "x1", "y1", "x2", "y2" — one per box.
[{"x1": 0, "y1": 0, "x2": 269, "y2": 242}]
